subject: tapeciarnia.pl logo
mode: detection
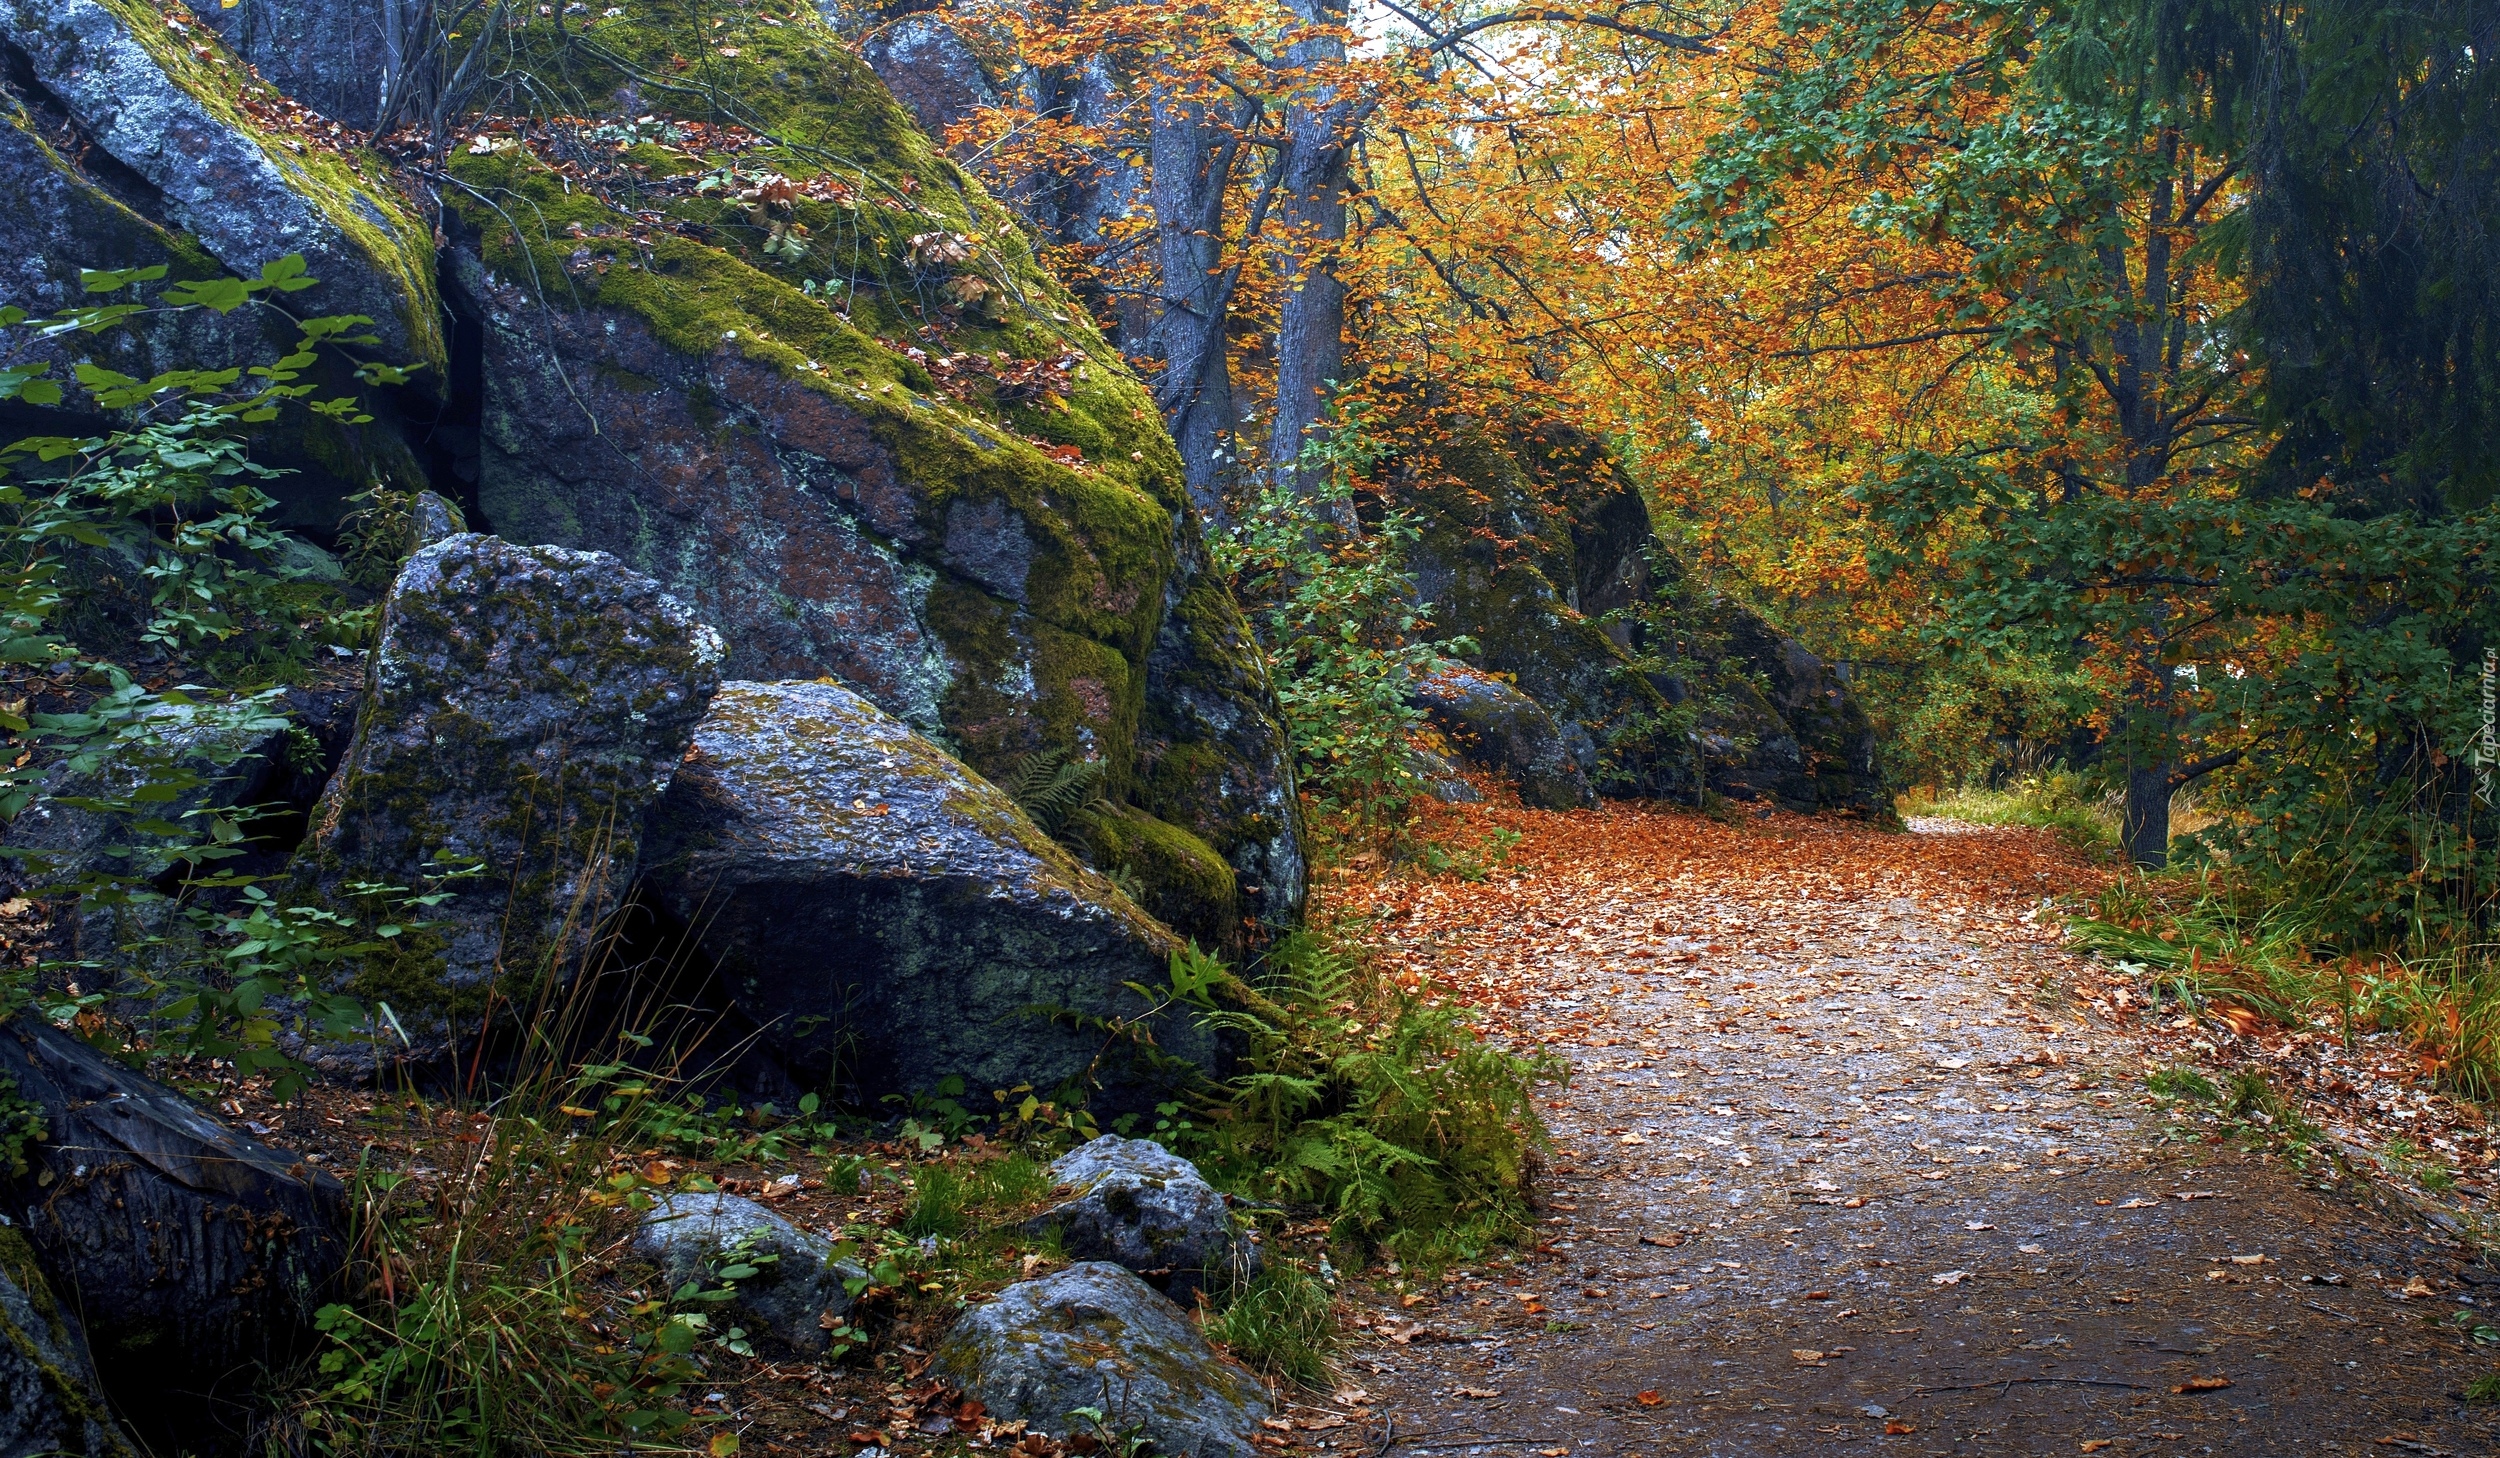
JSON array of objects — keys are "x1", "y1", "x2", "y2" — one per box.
[{"x1": 2481, "y1": 649, "x2": 2496, "y2": 803}]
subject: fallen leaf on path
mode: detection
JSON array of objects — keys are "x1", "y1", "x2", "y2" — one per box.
[
  {"x1": 1931, "y1": 1270, "x2": 1970, "y2": 1286},
  {"x1": 1260, "y1": 1420, "x2": 1294, "y2": 1432},
  {"x1": 1620, "y1": 1133, "x2": 1648, "y2": 1145},
  {"x1": 1804, "y1": 1289, "x2": 1833, "y2": 1300},
  {"x1": 2400, "y1": 1276, "x2": 2437, "y2": 1298},
  {"x1": 1791, "y1": 1349, "x2": 1827, "y2": 1363},
  {"x1": 1297, "y1": 1416, "x2": 1348, "y2": 1431},
  {"x1": 2115, "y1": 1198, "x2": 2157, "y2": 1209},
  {"x1": 2081, "y1": 1441, "x2": 2114, "y2": 1452},
  {"x1": 2173, "y1": 1190, "x2": 2221, "y2": 1201},
  {"x1": 1884, "y1": 1421, "x2": 1916, "y2": 1435},
  {"x1": 1635, "y1": 1391, "x2": 1664, "y2": 1407},
  {"x1": 1639, "y1": 1233, "x2": 1684, "y2": 1248},
  {"x1": 2173, "y1": 1375, "x2": 2233, "y2": 1393}
]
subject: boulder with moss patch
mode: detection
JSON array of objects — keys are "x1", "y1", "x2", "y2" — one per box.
[
  {"x1": 0, "y1": 1012, "x2": 344, "y2": 1410},
  {"x1": 0, "y1": 1226, "x2": 133, "y2": 1458},
  {"x1": 640, "y1": 679, "x2": 1216, "y2": 1106},
  {"x1": 1413, "y1": 666, "x2": 1594, "y2": 811},
  {"x1": 0, "y1": 0, "x2": 438, "y2": 526},
  {"x1": 0, "y1": 0, "x2": 438, "y2": 362},
  {"x1": 291, "y1": 535, "x2": 724, "y2": 1057},
  {"x1": 936, "y1": 1262, "x2": 1270, "y2": 1458},
  {"x1": 440, "y1": 6, "x2": 1298, "y2": 938}
]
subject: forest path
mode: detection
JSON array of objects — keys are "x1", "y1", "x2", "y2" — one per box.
[{"x1": 1314, "y1": 805, "x2": 2495, "y2": 1458}]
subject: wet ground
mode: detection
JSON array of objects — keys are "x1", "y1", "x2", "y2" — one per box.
[{"x1": 1318, "y1": 808, "x2": 2499, "y2": 1457}]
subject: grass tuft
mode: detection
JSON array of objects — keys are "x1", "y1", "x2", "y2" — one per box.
[{"x1": 1202, "y1": 1263, "x2": 1339, "y2": 1388}]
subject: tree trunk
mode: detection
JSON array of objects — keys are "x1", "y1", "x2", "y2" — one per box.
[
  {"x1": 1148, "y1": 88, "x2": 1240, "y2": 519},
  {"x1": 2123, "y1": 758, "x2": 2173, "y2": 868},
  {"x1": 1266, "y1": 0, "x2": 1356, "y2": 494},
  {"x1": 1015, "y1": 53, "x2": 1157, "y2": 359}
]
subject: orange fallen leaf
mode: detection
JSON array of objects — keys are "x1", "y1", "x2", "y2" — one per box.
[
  {"x1": 1885, "y1": 1421, "x2": 1916, "y2": 1435},
  {"x1": 2173, "y1": 1375, "x2": 2232, "y2": 1393},
  {"x1": 1634, "y1": 1390, "x2": 1664, "y2": 1407}
]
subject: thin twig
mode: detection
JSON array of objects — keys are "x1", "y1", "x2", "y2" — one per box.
[{"x1": 1917, "y1": 1376, "x2": 2152, "y2": 1394}]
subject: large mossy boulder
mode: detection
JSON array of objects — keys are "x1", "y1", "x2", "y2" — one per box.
[
  {"x1": 0, "y1": 1014, "x2": 344, "y2": 1414},
  {"x1": 291, "y1": 534, "x2": 724, "y2": 1059},
  {"x1": 0, "y1": 0, "x2": 439, "y2": 522},
  {"x1": 1401, "y1": 420, "x2": 1882, "y2": 815},
  {"x1": 936, "y1": 1263, "x2": 1271, "y2": 1458},
  {"x1": 641, "y1": 679, "x2": 1217, "y2": 1106},
  {"x1": 0, "y1": 1228, "x2": 133, "y2": 1458},
  {"x1": 442, "y1": 7, "x2": 1300, "y2": 937}
]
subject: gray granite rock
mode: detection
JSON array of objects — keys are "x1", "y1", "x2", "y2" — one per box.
[
  {"x1": 935, "y1": 1263, "x2": 1270, "y2": 1458},
  {"x1": 631, "y1": 1192, "x2": 862, "y2": 1355},
  {"x1": 291, "y1": 535, "x2": 723, "y2": 1059},
  {"x1": 1024, "y1": 1137, "x2": 1257, "y2": 1299},
  {"x1": 1406, "y1": 745, "x2": 1483, "y2": 804},
  {"x1": 1413, "y1": 666, "x2": 1595, "y2": 811},
  {"x1": 861, "y1": 13, "x2": 998, "y2": 151},
  {"x1": 0, "y1": 0, "x2": 437, "y2": 362},
  {"x1": 178, "y1": 0, "x2": 391, "y2": 130},
  {"x1": 409, "y1": 490, "x2": 467, "y2": 549},
  {"x1": 640, "y1": 680, "x2": 1219, "y2": 1106}
]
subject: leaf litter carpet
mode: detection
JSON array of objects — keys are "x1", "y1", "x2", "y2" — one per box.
[{"x1": 1316, "y1": 805, "x2": 2496, "y2": 1457}]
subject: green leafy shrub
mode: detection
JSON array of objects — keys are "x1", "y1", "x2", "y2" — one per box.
[
  {"x1": 1152, "y1": 936, "x2": 1562, "y2": 1259},
  {"x1": 1216, "y1": 404, "x2": 1471, "y2": 830},
  {"x1": 0, "y1": 260, "x2": 431, "y2": 1091}
]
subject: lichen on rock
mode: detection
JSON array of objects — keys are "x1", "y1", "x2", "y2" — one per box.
[
  {"x1": 0, "y1": 0, "x2": 441, "y2": 366},
  {"x1": 291, "y1": 534, "x2": 724, "y2": 1052},
  {"x1": 1021, "y1": 1136, "x2": 1260, "y2": 1299},
  {"x1": 935, "y1": 1262, "x2": 1271, "y2": 1458},
  {"x1": 631, "y1": 1192, "x2": 866, "y2": 1356},
  {"x1": 437, "y1": 6, "x2": 1300, "y2": 939},
  {"x1": 0, "y1": 1227, "x2": 134, "y2": 1458},
  {"x1": 640, "y1": 679, "x2": 1219, "y2": 1107}
]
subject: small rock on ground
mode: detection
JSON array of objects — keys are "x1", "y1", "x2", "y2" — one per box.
[
  {"x1": 1025, "y1": 1136, "x2": 1260, "y2": 1298},
  {"x1": 632, "y1": 1192, "x2": 862, "y2": 1355},
  {"x1": 935, "y1": 1262, "x2": 1271, "y2": 1458}
]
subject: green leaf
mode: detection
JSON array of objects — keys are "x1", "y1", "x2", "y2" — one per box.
[
  {"x1": 257, "y1": 255, "x2": 316, "y2": 292},
  {"x1": 78, "y1": 265, "x2": 166, "y2": 294},
  {"x1": 164, "y1": 276, "x2": 252, "y2": 314}
]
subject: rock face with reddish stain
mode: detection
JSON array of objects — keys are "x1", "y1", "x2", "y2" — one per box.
[{"x1": 441, "y1": 8, "x2": 1303, "y2": 939}]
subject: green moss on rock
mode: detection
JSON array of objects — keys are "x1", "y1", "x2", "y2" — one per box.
[{"x1": 1082, "y1": 804, "x2": 1239, "y2": 950}]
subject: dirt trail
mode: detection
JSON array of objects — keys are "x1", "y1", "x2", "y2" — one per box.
[{"x1": 1314, "y1": 806, "x2": 2496, "y2": 1458}]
